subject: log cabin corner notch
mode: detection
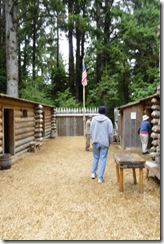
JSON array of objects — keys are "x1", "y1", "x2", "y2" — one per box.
[{"x1": 0, "y1": 93, "x2": 56, "y2": 156}]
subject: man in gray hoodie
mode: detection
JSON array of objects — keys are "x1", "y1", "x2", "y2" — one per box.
[{"x1": 90, "y1": 106, "x2": 114, "y2": 183}]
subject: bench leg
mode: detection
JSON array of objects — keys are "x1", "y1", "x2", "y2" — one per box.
[
  {"x1": 116, "y1": 163, "x2": 119, "y2": 183},
  {"x1": 146, "y1": 168, "x2": 149, "y2": 179},
  {"x1": 139, "y1": 168, "x2": 143, "y2": 193},
  {"x1": 132, "y1": 168, "x2": 137, "y2": 184},
  {"x1": 30, "y1": 145, "x2": 36, "y2": 152},
  {"x1": 119, "y1": 168, "x2": 123, "y2": 192}
]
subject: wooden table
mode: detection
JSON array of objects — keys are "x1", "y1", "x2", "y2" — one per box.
[{"x1": 113, "y1": 153, "x2": 146, "y2": 193}]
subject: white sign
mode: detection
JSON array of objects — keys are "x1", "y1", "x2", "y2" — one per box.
[{"x1": 131, "y1": 112, "x2": 136, "y2": 119}]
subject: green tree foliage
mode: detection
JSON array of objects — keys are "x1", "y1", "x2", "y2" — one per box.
[
  {"x1": 19, "y1": 76, "x2": 54, "y2": 105},
  {"x1": 17, "y1": 0, "x2": 68, "y2": 104},
  {"x1": 0, "y1": 0, "x2": 160, "y2": 113},
  {"x1": 54, "y1": 88, "x2": 81, "y2": 108}
]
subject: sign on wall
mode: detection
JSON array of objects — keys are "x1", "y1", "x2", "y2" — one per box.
[{"x1": 131, "y1": 112, "x2": 136, "y2": 119}]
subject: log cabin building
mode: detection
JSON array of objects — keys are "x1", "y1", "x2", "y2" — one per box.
[
  {"x1": 115, "y1": 85, "x2": 160, "y2": 180},
  {"x1": 116, "y1": 91, "x2": 160, "y2": 151},
  {"x1": 0, "y1": 93, "x2": 56, "y2": 156}
]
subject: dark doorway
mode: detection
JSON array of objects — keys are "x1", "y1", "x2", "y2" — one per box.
[{"x1": 4, "y1": 109, "x2": 14, "y2": 155}]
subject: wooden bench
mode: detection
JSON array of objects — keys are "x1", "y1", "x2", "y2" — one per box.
[
  {"x1": 145, "y1": 161, "x2": 160, "y2": 180},
  {"x1": 29, "y1": 141, "x2": 42, "y2": 152},
  {"x1": 113, "y1": 153, "x2": 146, "y2": 193}
]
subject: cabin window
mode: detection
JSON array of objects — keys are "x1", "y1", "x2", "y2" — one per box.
[{"x1": 22, "y1": 110, "x2": 28, "y2": 118}]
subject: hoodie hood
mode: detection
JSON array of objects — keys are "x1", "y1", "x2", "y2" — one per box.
[{"x1": 94, "y1": 114, "x2": 108, "y2": 122}]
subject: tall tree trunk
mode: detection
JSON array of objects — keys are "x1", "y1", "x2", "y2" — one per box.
[
  {"x1": 75, "y1": 1, "x2": 81, "y2": 101},
  {"x1": 56, "y1": 12, "x2": 59, "y2": 69},
  {"x1": 5, "y1": 0, "x2": 18, "y2": 97},
  {"x1": 32, "y1": 16, "x2": 36, "y2": 82},
  {"x1": 68, "y1": 0, "x2": 75, "y2": 96},
  {"x1": 0, "y1": 0, "x2": 6, "y2": 93},
  {"x1": 75, "y1": 29, "x2": 81, "y2": 101}
]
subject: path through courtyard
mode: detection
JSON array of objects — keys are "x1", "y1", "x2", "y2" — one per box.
[{"x1": 0, "y1": 137, "x2": 160, "y2": 240}]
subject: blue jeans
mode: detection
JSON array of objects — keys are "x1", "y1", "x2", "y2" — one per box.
[{"x1": 91, "y1": 143, "x2": 109, "y2": 181}]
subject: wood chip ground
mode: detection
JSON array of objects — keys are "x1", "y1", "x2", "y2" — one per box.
[{"x1": 0, "y1": 137, "x2": 160, "y2": 240}]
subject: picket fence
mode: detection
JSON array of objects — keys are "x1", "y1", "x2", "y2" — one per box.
[{"x1": 55, "y1": 107, "x2": 98, "y2": 136}]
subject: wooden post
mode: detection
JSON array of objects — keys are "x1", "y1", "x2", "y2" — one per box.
[
  {"x1": 119, "y1": 168, "x2": 123, "y2": 192},
  {"x1": 132, "y1": 168, "x2": 137, "y2": 184},
  {"x1": 139, "y1": 168, "x2": 143, "y2": 193},
  {"x1": 116, "y1": 163, "x2": 119, "y2": 183}
]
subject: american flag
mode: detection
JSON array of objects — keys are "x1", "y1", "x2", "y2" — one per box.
[{"x1": 81, "y1": 62, "x2": 87, "y2": 86}]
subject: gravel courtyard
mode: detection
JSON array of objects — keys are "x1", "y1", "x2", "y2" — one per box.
[{"x1": 0, "y1": 137, "x2": 160, "y2": 240}]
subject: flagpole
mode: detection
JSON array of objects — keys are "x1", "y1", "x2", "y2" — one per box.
[
  {"x1": 83, "y1": 85, "x2": 85, "y2": 136},
  {"x1": 82, "y1": 58, "x2": 87, "y2": 136}
]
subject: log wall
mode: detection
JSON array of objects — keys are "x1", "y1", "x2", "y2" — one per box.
[
  {"x1": 15, "y1": 108, "x2": 35, "y2": 154},
  {"x1": 0, "y1": 94, "x2": 56, "y2": 156},
  {"x1": 149, "y1": 98, "x2": 160, "y2": 163}
]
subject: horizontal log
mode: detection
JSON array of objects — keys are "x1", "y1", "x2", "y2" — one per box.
[
  {"x1": 0, "y1": 140, "x2": 2, "y2": 146},
  {"x1": 151, "y1": 98, "x2": 160, "y2": 104},
  {"x1": 45, "y1": 115, "x2": 51, "y2": 119},
  {"x1": 35, "y1": 114, "x2": 43, "y2": 119},
  {"x1": 14, "y1": 110, "x2": 34, "y2": 118},
  {"x1": 152, "y1": 125, "x2": 160, "y2": 133},
  {"x1": 45, "y1": 123, "x2": 51, "y2": 127},
  {"x1": 15, "y1": 142, "x2": 31, "y2": 153},
  {"x1": 151, "y1": 118, "x2": 159, "y2": 125},
  {"x1": 35, "y1": 124, "x2": 43, "y2": 128},
  {"x1": 35, "y1": 137, "x2": 43, "y2": 142},
  {"x1": 14, "y1": 110, "x2": 23, "y2": 117},
  {"x1": 15, "y1": 117, "x2": 35, "y2": 123},
  {"x1": 0, "y1": 146, "x2": 2, "y2": 153},
  {"x1": 0, "y1": 132, "x2": 3, "y2": 139},
  {"x1": 151, "y1": 110, "x2": 160, "y2": 118},
  {"x1": 150, "y1": 152, "x2": 158, "y2": 159},
  {"x1": 150, "y1": 146, "x2": 156, "y2": 152},
  {"x1": 0, "y1": 111, "x2": 2, "y2": 117},
  {"x1": 15, "y1": 136, "x2": 34, "y2": 147},
  {"x1": 15, "y1": 121, "x2": 35, "y2": 129},
  {"x1": 15, "y1": 132, "x2": 34, "y2": 141},
  {"x1": 44, "y1": 110, "x2": 51, "y2": 114},
  {"x1": 15, "y1": 127, "x2": 34, "y2": 135},
  {"x1": 15, "y1": 148, "x2": 29, "y2": 155},
  {"x1": 151, "y1": 104, "x2": 160, "y2": 110},
  {"x1": 151, "y1": 140, "x2": 159, "y2": 146},
  {"x1": 45, "y1": 127, "x2": 51, "y2": 132},
  {"x1": 35, "y1": 104, "x2": 43, "y2": 109},
  {"x1": 34, "y1": 128, "x2": 43, "y2": 132},
  {"x1": 35, "y1": 133, "x2": 42, "y2": 138},
  {"x1": 27, "y1": 111, "x2": 35, "y2": 117},
  {"x1": 0, "y1": 118, "x2": 2, "y2": 124},
  {"x1": 35, "y1": 119, "x2": 43, "y2": 123},
  {"x1": 150, "y1": 132, "x2": 159, "y2": 139},
  {"x1": 34, "y1": 110, "x2": 43, "y2": 114}
]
